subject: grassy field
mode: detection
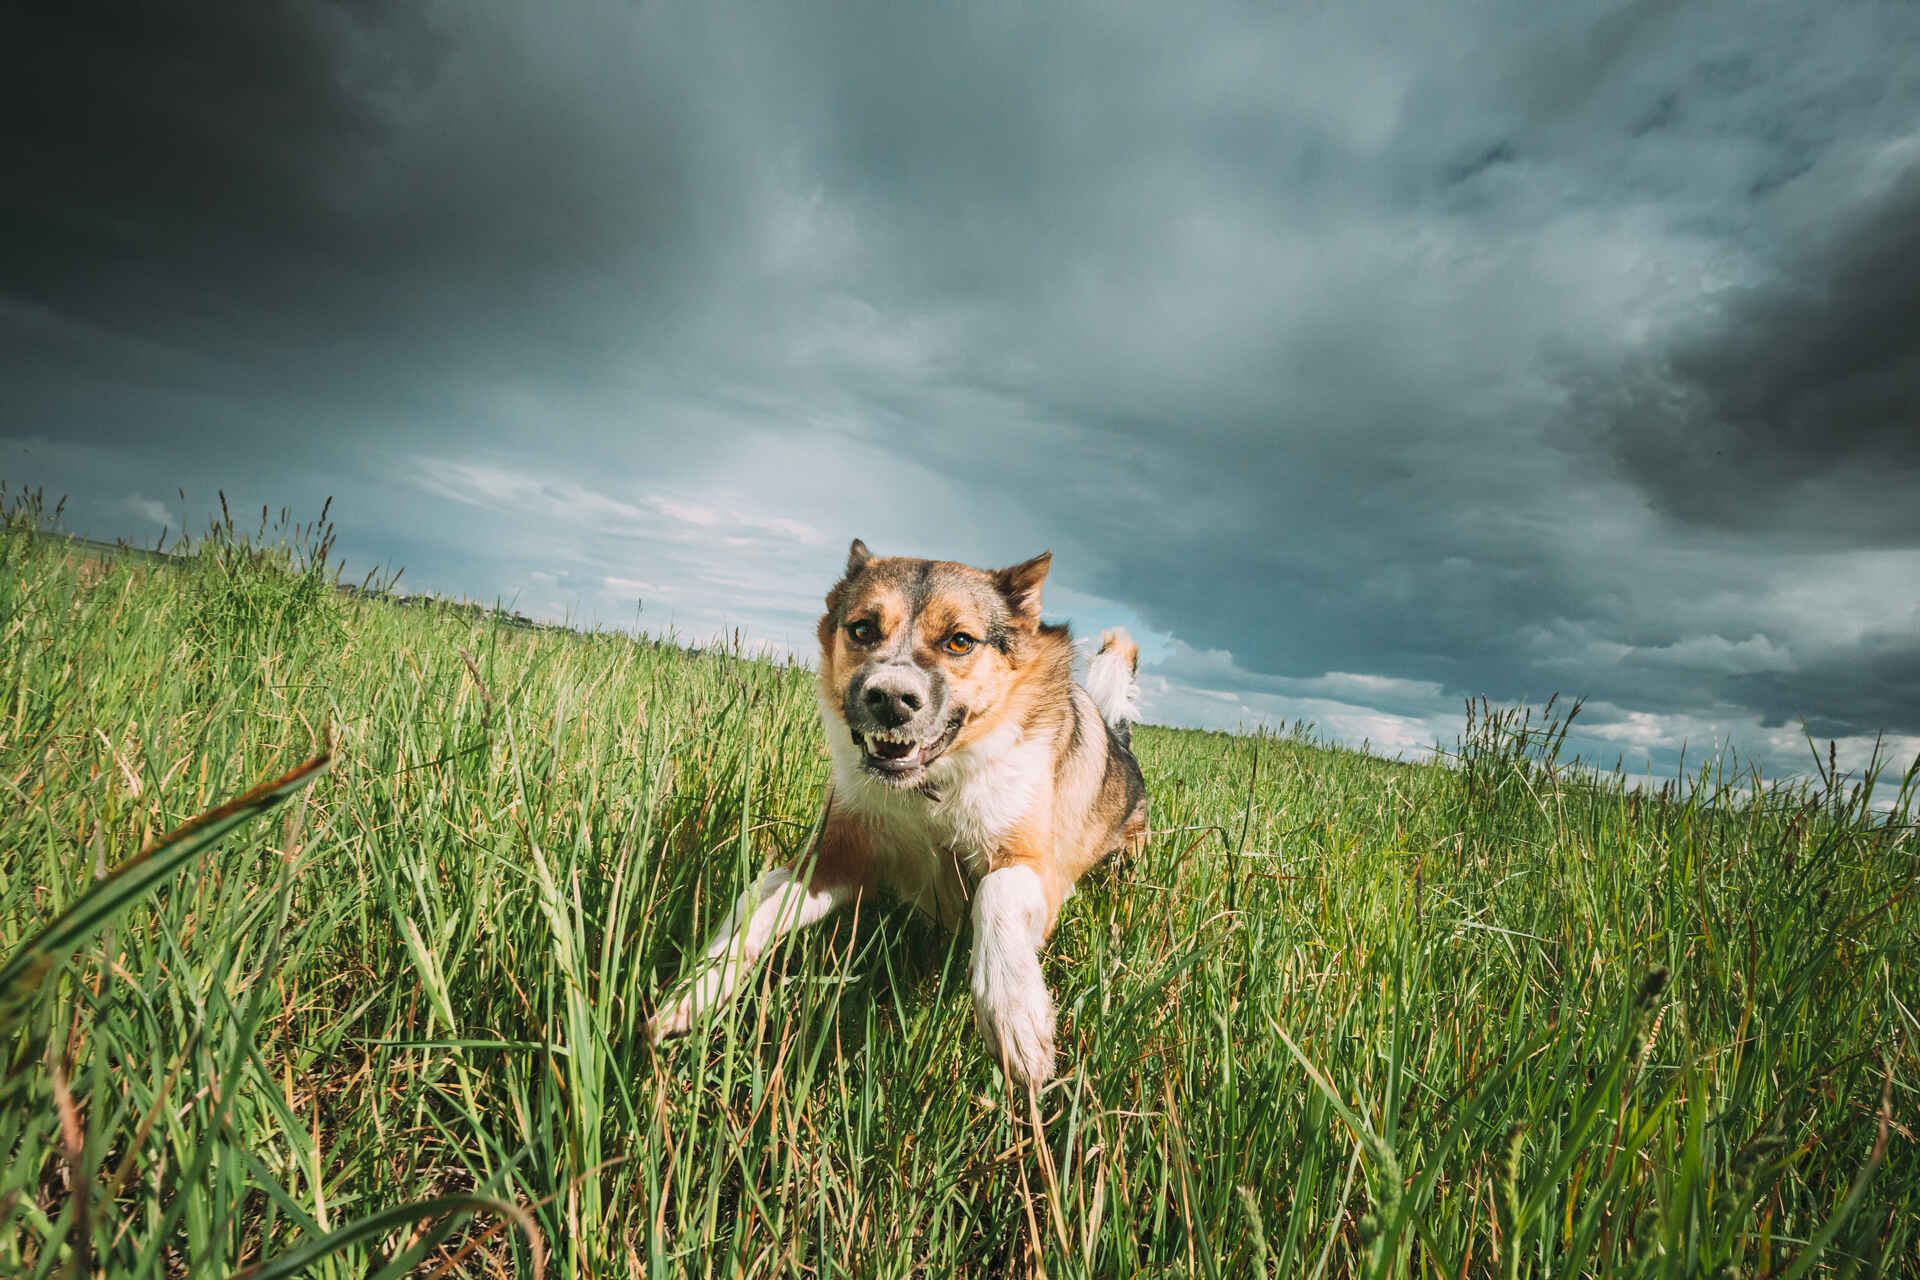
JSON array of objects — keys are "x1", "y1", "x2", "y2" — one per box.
[{"x1": 2, "y1": 503, "x2": 1916, "y2": 1278}]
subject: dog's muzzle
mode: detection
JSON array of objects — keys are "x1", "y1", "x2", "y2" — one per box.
[{"x1": 846, "y1": 663, "x2": 960, "y2": 782}]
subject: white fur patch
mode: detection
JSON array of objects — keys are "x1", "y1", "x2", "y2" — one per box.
[
  {"x1": 1085, "y1": 645, "x2": 1141, "y2": 727},
  {"x1": 970, "y1": 866, "x2": 1055, "y2": 1087}
]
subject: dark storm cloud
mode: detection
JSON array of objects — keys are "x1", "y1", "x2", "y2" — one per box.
[
  {"x1": 5, "y1": 3, "x2": 430, "y2": 363},
  {"x1": 5, "y1": 0, "x2": 1920, "y2": 775},
  {"x1": 800, "y1": 0, "x2": 1920, "y2": 751},
  {"x1": 1725, "y1": 630, "x2": 1920, "y2": 741},
  {"x1": 1574, "y1": 161, "x2": 1920, "y2": 545},
  {"x1": 2, "y1": 1, "x2": 754, "y2": 460}
]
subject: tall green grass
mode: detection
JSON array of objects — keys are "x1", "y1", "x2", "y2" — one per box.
[{"x1": 2, "y1": 504, "x2": 1914, "y2": 1277}]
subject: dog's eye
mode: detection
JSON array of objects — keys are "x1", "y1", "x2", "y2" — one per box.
[
  {"x1": 944, "y1": 632, "x2": 976, "y2": 655},
  {"x1": 848, "y1": 620, "x2": 878, "y2": 644}
]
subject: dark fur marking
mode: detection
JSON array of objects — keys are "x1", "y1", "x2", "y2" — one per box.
[
  {"x1": 982, "y1": 593, "x2": 1014, "y2": 651},
  {"x1": 1058, "y1": 692, "x2": 1085, "y2": 781},
  {"x1": 909, "y1": 561, "x2": 932, "y2": 616},
  {"x1": 1104, "y1": 725, "x2": 1146, "y2": 816}
]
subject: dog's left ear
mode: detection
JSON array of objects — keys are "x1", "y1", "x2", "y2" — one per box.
[{"x1": 994, "y1": 551, "x2": 1052, "y2": 620}]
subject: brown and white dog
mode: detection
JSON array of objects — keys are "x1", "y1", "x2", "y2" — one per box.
[{"x1": 648, "y1": 540, "x2": 1146, "y2": 1087}]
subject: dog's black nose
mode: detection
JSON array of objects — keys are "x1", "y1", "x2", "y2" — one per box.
[
  {"x1": 863, "y1": 683, "x2": 922, "y2": 727},
  {"x1": 857, "y1": 664, "x2": 932, "y2": 729}
]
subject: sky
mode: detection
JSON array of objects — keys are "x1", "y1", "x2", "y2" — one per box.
[{"x1": 4, "y1": 0, "x2": 1918, "y2": 788}]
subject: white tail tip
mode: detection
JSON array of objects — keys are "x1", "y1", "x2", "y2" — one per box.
[{"x1": 1088, "y1": 628, "x2": 1141, "y2": 727}]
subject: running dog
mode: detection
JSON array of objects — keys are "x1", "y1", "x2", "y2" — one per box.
[{"x1": 648, "y1": 540, "x2": 1147, "y2": 1087}]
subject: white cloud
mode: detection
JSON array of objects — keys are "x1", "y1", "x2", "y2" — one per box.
[{"x1": 123, "y1": 493, "x2": 173, "y2": 530}]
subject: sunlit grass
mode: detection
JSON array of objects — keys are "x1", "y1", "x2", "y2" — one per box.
[{"x1": 2, "y1": 498, "x2": 1914, "y2": 1277}]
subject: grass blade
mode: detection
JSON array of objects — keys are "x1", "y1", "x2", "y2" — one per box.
[
  {"x1": 233, "y1": 1193, "x2": 545, "y2": 1280},
  {"x1": 0, "y1": 746, "x2": 332, "y2": 1034}
]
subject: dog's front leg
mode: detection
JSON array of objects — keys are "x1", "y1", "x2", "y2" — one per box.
[
  {"x1": 648, "y1": 862, "x2": 855, "y2": 1043},
  {"x1": 971, "y1": 864, "x2": 1057, "y2": 1089}
]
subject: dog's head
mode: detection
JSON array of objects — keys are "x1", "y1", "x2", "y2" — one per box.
[{"x1": 817, "y1": 539, "x2": 1054, "y2": 789}]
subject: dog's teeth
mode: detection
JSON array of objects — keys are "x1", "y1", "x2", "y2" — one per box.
[{"x1": 861, "y1": 726, "x2": 927, "y2": 766}]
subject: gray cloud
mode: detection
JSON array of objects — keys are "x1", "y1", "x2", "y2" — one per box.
[
  {"x1": 1725, "y1": 631, "x2": 1920, "y2": 741},
  {"x1": 5, "y1": 0, "x2": 1919, "y2": 781}
]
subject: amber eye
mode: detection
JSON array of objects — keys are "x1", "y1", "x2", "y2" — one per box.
[
  {"x1": 944, "y1": 632, "x2": 976, "y2": 655},
  {"x1": 848, "y1": 619, "x2": 878, "y2": 644}
]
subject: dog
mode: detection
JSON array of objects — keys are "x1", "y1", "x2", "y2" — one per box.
[{"x1": 648, "y1": 539, "x2": 1147, "y2": 1087}]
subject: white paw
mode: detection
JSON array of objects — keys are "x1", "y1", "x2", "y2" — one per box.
[
  {"x1": 973, "y1": 963, "x2": 1056, "y2": 1089},
  {"x1": 648, "y1": 954, "x2": 745, "y2": 1045},
  {"x1": 648, "y1": 973, "x2": 725, "y2": 1043},
  {"x1": 647, "y1": 998, "x2": 697, "y2": 1044}
]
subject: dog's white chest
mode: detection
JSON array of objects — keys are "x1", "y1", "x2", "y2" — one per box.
[
  {"x1": 824, "y1": 713, "x2": 1051, "y2": 923},
  {"x1": 923, "y1": 721, "x2": 1050, "y2": 854}
]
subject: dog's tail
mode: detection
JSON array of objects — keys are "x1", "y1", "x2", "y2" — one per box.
[{"x1": 1087, "y1": 628, "x2": 1141, "y2": 745}]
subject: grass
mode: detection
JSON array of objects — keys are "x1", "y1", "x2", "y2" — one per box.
[{"x1": 1, "y1": 499, "x2": 1915, "y2": 1277}]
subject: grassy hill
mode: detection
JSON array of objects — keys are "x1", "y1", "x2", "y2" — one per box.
[{"x1": 2, "y1": 505, "x2": 1915, "y2": 1278}]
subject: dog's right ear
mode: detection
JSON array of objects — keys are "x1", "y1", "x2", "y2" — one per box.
[
  {"x1": 826, "y1": 539, "x2": 873, "y2": 612},
  {"x1": 845, "y1": 538, "x2": 873, "y2": 577}
]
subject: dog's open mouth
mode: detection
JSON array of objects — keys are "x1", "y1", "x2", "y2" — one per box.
[{"x1": 859, "y1": 715, "x2": 962, "y2": 779}]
